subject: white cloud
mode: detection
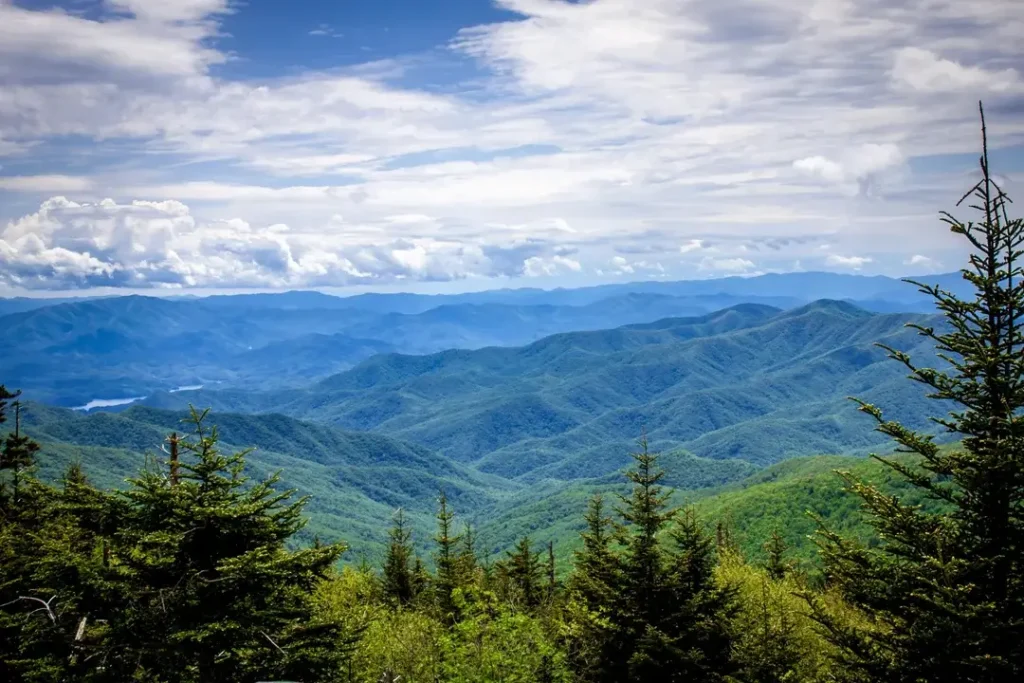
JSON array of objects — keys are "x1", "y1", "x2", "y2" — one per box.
[
  {"x1": 892, "y1": 47, "x2": 1021, "y2": 94},
  {"x1": 609, "y1": 256, "x2": 634, "y2": 274},
  {"x1": 0, "y1": 1, "x2": 227, "y2": 85},
  {"x1": 523, "y1": 254, "x2": 582, "y2": 277},
  {"x1": 826, "y1": 254, "x2": 873, "y2": 269},
  {"x1": 793, "y1": 143, "x2": 905, "y2": 194},
  {"x1": 904, "y1": 254, "x2": 941, "y2": 269},
  {"x1": 1, "y1": 0, "x2": 1023, "y2": 291},
  {"x1": 0, "y1": 175, "x2": 95, "y2": 192},
  {"x1": 698, "y1": 257, "x2": 756, "y2": 274},
  {"x1": 0, "y1": 197, "x2": 574, "y2": 290}
]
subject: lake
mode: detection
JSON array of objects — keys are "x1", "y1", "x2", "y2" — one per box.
[{"x1": 73, "y1": 396, "x2": 145, "y2": 411}]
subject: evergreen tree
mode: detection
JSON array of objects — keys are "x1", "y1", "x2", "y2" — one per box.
[
  {"x1": 569, "y1": 494, "x2": 620, "y2": 615},
  {"x1": 810, "y1": 104, "x2": 1024, "y2": 682},
  {"x1": 0, "y1": 388, "x2": 39, "y2": 507},
  {"x1": 504, "y1": 536, "x2": 543, "y2": 609},
  {"x1": 458, "y1": 521, "x2": 479, "y2": 586},
  {"x1": 567, "y1": 437, "x2": 738, "y2": 682},
  {"x1": 433, "y1": 489, "x2": 462, "y2": 623},
  {"x1": 660, "y1": 509, "x2": 736, "y2": 681},
  {"x1": 382, "y1": 508, "x2": 416, "y2": 607},
  {"x1": 763, "y1": 530, "x2": 791, "y2": 581},
  {"x1": 615, "y1": 434, "x2": 677, "y2": 679},
  {"x1": 566, "y1": 495, "x2": 622, "y2": 682},
  {"x1": 546, "y1": 540, "x2": 557, "y2": 601},
  {"x1": 100, "y1": 407, "x2": 355, "y2": 682},
  {"x1": 411, "y1": 555, "x2": 430, "y2": 601},
  {"x1": 0, "y1": 394, "x2": 114, "y2": 683}
]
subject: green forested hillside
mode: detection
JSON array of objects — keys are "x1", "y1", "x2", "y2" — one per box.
[
  {"x1": 158, "y1": 301, "x2": 947, "y2": 482},
  {"x1": 21, "y1": 404, "x2": 517, "y2": 559},
  {"x1": 0, "y1": 271, "x2": 959, "y2": 407},
  {"x1": 22, "y1": 403, "x2": 760, "y2": 562},
  {"x1": 23, "y1": 399, "x2": 949, "y2": 573}
]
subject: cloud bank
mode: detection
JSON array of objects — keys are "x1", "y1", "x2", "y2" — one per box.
[{"x1": 0, "y1": 0, "x2": 1022, "y2": 291}]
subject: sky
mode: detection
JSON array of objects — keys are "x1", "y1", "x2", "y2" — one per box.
[{"x1": 0, "y1": 0, "x2": 1022, "y2": 297}]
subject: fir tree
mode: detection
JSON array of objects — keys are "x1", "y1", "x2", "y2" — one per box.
[
  {"x1": 0, "y1": 389, "x2": 39, "y2": 508},
  {"x1": 382, "y1": 508, "x2": 416, "y2": 607},
  {"x1": 566, "y1": 495, "x2": 622, "y2": 682},
  {"x1": 0, "y1": 395, "x2": 114, "y2": 683},
  {"x1": 546, "y1": 540, "x2": 557, "y2": 601},
  {"x1": 569, "y1": 494, "x2": 620, "y2": 615},
  {"x1": 505, "y1": 536, "x2": 543, "y2": 609},
  {"x1": 616, "y1": 435, "x2": 676, "y2": 641},
  {"x1": 411, "y1": 555, "x2": 430, "y2": 600},
  {"x1": 458, "y1": 521, "x2": 479, "y2": 586},
  {"x1": 433, "y1": 489, "x2": 462, "y2": 623},
  {"x1": 763, "y1": 530, "x2": 791, "y2": 581},
  {"x1": 100, "y1": 407, "x2": 355, "y2": 682},
  {"x1": 810, "y1": 104, "x2": 1024, "y2": 682},
  {"x1": 661, "y1": 509, "x2": 736, "y2": 682}
]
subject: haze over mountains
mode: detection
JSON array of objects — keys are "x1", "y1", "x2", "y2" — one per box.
[
  {"x1": 5, "y1": 270, "x2": 959, "y2": 558},
  {"x1": 1, "y1": 271, "x2": 964, "y2": 407}
]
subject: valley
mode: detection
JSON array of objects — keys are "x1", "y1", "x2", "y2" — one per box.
[{"x1": 4, "y1": 271, "x2": 958, "y2": 562}]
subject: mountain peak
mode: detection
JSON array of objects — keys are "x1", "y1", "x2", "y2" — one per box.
[{"x1": 787, "y1": 299, "x2": 871, "y2": 318}]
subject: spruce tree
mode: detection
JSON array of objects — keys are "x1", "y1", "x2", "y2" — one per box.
[
  {"x1": 0, "y1": 395, "x2": 113, "y2": 683},
  {"x1": 566, "y1": 495, "x2": 622, "y2": 682},
  {"x1": 0, "y1": 388, "x2": 39, "y2": 507},
  {"x1": 433, "y1": 489, "x2": 462, "y2": 623},
  {"x1": 660, "y1": 509, "x2": 736, "y2": 682},
  {"x1": 564, "y1": 437, "x2": 738, "y2": 682},
  {"x1": 546, "y1": 540, "x2": 557, "y2": 601},
  {"x1": 505, "y1": 536, "x2": 543, "y2": 609},
  {"x1": 382, "y1": 508, "x2": 416, "y2": 607},
  {"x1": 763, "y1": 530, "x2": 791, "y2": 581},
  {"x1": 616, "y1": 435, "x2": 676, "y2": 648},
  {"x1": 101, "y1": 407, "x2": 354, "y2": 682},
  {"x1": 569, "y1": 494, "x2": 620, "y2": 616},
  {"x1": 458, "y1": 521, "x2": 479, "y2": 586},
  {"x1": 810, "y1": 104, "x2": 1024, "y2": 682}
]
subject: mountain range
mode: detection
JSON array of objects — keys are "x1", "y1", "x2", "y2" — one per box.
[
  {"x1": 6, "y1": 271, "x2": 963, "y2": 562},
  {"x1": 145, "y1": 299, "x2": 945, "y2": 479},
  {"x1": 1, "y1": 271, "x2": 963, "y2": 407}
]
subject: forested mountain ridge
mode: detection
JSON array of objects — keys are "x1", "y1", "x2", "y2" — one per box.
[
  {"x1": 152, "y1": 300, "x2": 945, "y2": 481},
  {"x1": 0, "y1": 270, "x2": 961, "y2": 407},
  {"x1": 19, "y1": 402, "x2": 519, "y2": 558}
]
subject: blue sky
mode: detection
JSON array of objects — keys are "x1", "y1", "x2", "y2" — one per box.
[{"x1": 0, "y1": 0, "x2": 1022, "y2": 295}]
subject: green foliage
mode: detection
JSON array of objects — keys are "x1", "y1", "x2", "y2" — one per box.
[
  {"x1": 811, "y1": 105, "x2": 1024, "y2": 682},
  {"x1": 382, "y1": 508, "x2": 418, "y2": 607},
  {"x1": 496, "y1": 536, "x2": 545, "y2": 610},
  {"x1": 2, "y1": 400, "x2": 359, "y2": 683},
  {"x1": 565, "y1": 439, "x2": 738, "y2": 682},
  {"x1": 24, "y1": 402, "x2": 517, "y2": 560},
  {"x1": 718, "y1": 551, "x2": 851, "y2": 683},
  {"x1": 433, "y1": 489, "x2": 464, "y2": 622}
]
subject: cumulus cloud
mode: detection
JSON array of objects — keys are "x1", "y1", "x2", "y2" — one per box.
[
  {"x1": 793, "y1": 143, "x2": 905, "y2": 195},
  {"x1": 826, "y1": 254, "x2": 873, "y2": 269},
  {"x1": 892, "y1": 47, "x2": 1021, "y2": 94},
  {"x1": 0, "y1": 197, "x2": 574, "y2": 290},
  {"x1": 523, "y1": 254, "x2": 582, "y2": 277},
  {"x1": 698, "y1": 257, "x2": 756, "y2": 274},
  {"x1": 679, "y1": 239, "x2": 706, "y2": 254},
  {"x1": 2, "y1": 0, "x2": 1024, "y2": 291},
  {"x1": 904, "y1": 254, "x2": 941, "y2": 269}
]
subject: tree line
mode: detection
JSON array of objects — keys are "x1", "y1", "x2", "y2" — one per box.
[{"x1": 2, "y1": 105, "x2": 1022, "y2": 682}]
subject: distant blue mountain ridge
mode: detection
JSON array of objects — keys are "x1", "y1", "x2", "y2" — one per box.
[{"x1": 1, "y1": 270, "x2": 965, "y2": 407}]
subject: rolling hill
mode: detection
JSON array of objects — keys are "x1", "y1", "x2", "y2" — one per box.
[
  {"x1": 21, "y1": 401, "x2": 760, "y2": 563},
  {"x1": 151, "y1": 300, "x2": 950, "y2": 485},
  {"x1": 1, "y1": 270, "x2": 959, "y2": 407}
]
